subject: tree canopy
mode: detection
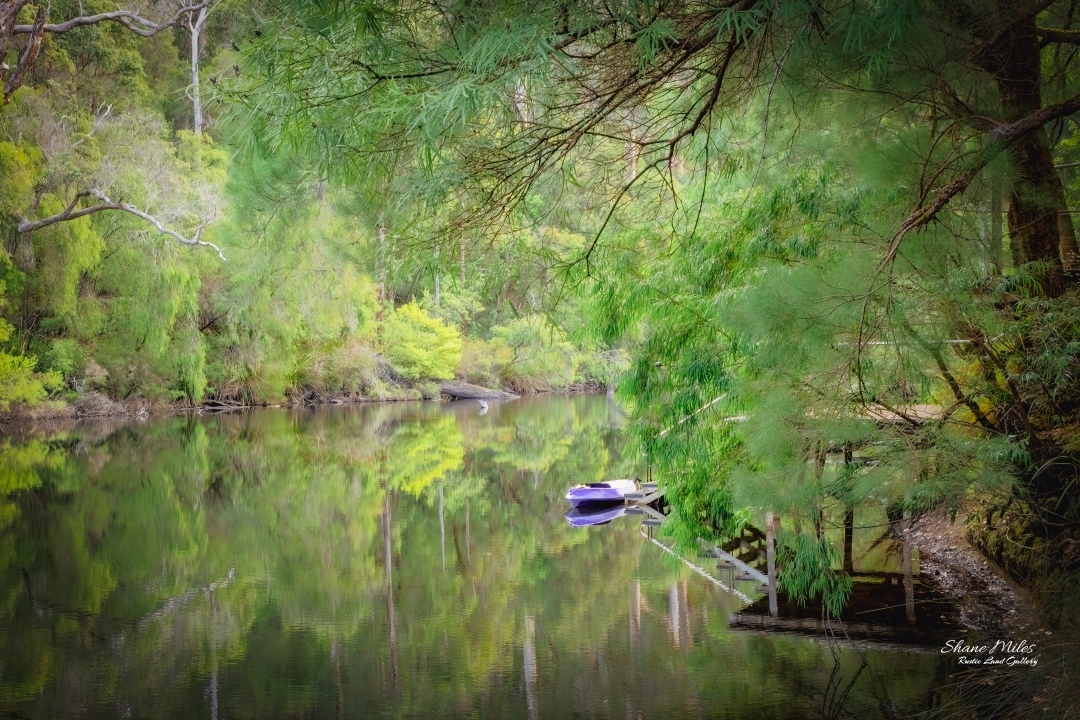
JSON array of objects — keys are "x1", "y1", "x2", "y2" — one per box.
[
  {"x1": 232, "y1": 0, "x2": 1080, "y2": 575},
  {"x1": 2, "y1": 0, "x2": 1079, "y2": 618}
]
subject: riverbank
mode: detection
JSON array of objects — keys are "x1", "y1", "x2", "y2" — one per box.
[
  {"x1": 902, "y1": 506, "x2": 1077, "y2": 719},
  {"x1": 0, "y1": 381, "x2": 609, "y2": 430},
  {"x1": 900, "y1": 508, "x2": 1030, "y2": 635}
]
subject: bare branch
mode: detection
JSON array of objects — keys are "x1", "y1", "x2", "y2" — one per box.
[
  {"x1": 11, "y1": 2, "x2": 208, "y2": 37},
  {"x1": 2, "y1": 4, "x2": 44, "y2": 102},
  {"x1": 18, "y1": 189, "x2": 226, "y2": 260}
]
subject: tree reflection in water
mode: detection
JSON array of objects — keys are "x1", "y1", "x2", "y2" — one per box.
[{"x1": 1, "y1": 397, "x2": 957, "y2": 719}]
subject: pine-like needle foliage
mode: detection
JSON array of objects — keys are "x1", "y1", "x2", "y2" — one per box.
[{"x1": 232, "y1": 0, "x2": 1080, "y2": 610}]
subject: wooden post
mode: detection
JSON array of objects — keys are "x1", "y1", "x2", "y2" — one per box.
[
  {"x1": 814, "y1": 442, "x2": 825, "y2": 539},
  {"x1": 842, "y1": 443, "x2": 854, "y2": 572},
  {"x1": 903, "y1": 509, "x2": 915, "y2": 624},
  {"x1": 843, "y1": 509, "x2": 854, "y2": 573},
  {"x1": 766, "y1": 510, "x2": 778, "y2": 617}
]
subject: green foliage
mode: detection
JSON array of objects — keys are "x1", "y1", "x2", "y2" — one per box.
[
  {"x1": 775, "y1": 532, "x2": 853, "y2": 617},
  {"x1": 419, "y1": 285, "x2": 483, "y2": 333},
  {"x1": 580, "y1": 347, "x2": 631, "y2": 388},
  {"x1": 489, "y1": 315, "x2": 577, "y2": 392},
  {"x1": 0, "y1": 279, "x2": 62, "y2": 411},
  {"x1": 42, "y1": 338, "x2": 83, "y2": 380},
  {"x1": 322, "y1": 341, "x2": 379, "y2": 395},
  {"x1": 383, "y1": 303, "x2": 462, "y2": 381},
  {"x1": 11, "y1": 0, "x2": 1080, "y2": 638},
  {"x1": 28, "y1": 194, "x2": 105, "y2": 319},
  {"x1": 0, "y1": 140, "x2": 41, "y2": 220},
  {"x1": 0, "y1": 345, "x2": 61, "y2": 411}
]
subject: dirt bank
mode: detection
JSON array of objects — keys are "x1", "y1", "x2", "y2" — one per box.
[
  {"x1": 900, "y1": 508, "x2": 1039, "y2": 636},
  {"x1": 904, "y1": 509, "x2": 1079, "y2": 719}
]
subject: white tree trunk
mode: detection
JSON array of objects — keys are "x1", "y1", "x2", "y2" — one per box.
[
  {"x1": 459, "y1": 240, "x2": 466, "y2": 284},
  {"x1": 188, "y1": 6, "x2": 209, "y2": 133},
  {"x1": 377, "y1": 221, "x2": 388, "y2": 316},
  {"x1": 433, "y1": 246, "x2": 440, "y2": 308}
]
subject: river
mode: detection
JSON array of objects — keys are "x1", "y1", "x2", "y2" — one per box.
[{"x1": 0, "y1": 396, "x2": 968, "y2": 718}]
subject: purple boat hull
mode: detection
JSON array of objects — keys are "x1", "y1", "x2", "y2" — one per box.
[{"x1": 564, "y1": 479, "x2": 637, "y2": 506}]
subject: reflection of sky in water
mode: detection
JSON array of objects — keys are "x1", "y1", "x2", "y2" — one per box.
[{"x1": 0, "y1": 396, "x2": 953, "y2": 719}]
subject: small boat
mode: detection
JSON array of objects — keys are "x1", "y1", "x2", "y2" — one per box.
[
  {"x1": 564, "y1": 478, "x2": 638, "y2": 506},
  {"x1": 565, "y1": 504, "x2": 626, "y2": 527}
]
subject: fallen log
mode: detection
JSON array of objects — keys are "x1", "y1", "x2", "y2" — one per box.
[
  {"x1": 440, "y1": 381, "x2": 518, "y2": 400},
  {"x1": 202, "y1": 399, "x2": 244, "y2": 409}
]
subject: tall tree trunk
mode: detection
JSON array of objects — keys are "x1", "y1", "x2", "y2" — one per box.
[
  {"x1": 1, "y1": 2, "x2": 45, "y2": 103},
  {"x1": 187, "y1": 6, "x2": 208, "y2": 134},
  {"x1": 433, "y1": 246, "x2": 440, "y2": 309},
  {"x1": 765, "y1": 510, "x2": 778, "y2": 617},
  {"x1": 377, "y1": 221, "x2": 388, "y2": 320},
  {"x1": 459, "y1": 239, "x2": 466, "y2": 285},
  {"x1": 985, "y1": 17, "x2": 1076, "y2": 292},
  {"x1": 624, "y1": 109, "x2": 641, "y2": 184}
]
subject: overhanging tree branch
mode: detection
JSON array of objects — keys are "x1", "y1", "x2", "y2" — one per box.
[
  {"x1": 18, "y1": 190, "x2": 226, "y2": 260},
  {"x1": 11, "y1": 2, "x2": 209, "y2": 36},
  {"x1": 2, "y1": 3, "x2": 43, "y2": 101},
  {"x1": 1039, "y1": 26, "x2": 1080, "y2": 45},
  {"x1": 882, "y1": 90, "x2": 1080, "y2": 266}
]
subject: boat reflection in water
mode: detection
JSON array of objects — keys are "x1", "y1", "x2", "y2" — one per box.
[{"x1": 564, "y1": 502, "x2": 627, "y2": 527}]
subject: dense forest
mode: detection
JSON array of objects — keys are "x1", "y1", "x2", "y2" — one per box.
[
  {"x1": 0, "y1": 0, "x2": 628, "y2": 415},
  {"x1": 2, "y1": 0, "x2": 1080, "y2": 663}
]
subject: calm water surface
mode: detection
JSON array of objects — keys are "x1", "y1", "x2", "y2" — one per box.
[{"x1": 0, "y1": 396, "x2": 955, "y2": 718}]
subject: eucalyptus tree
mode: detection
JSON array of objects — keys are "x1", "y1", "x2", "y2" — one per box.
[
  {"x1": 2, "y1": 0, "x2": 230, "y2": 260},
  {"x1": 0, "y1": 0, "x2": 207, "y2": 103},
  {"x1": 235, "y1": 0, "x2": 1080, "y2": 583}
]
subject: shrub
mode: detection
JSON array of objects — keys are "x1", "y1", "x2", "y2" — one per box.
[
  {"x1": 457, "y1": 337, "x2": 509, "y2": 387},
  {"x1": 324, "y1": 341, "x2": 379, "y2": 394},
  {"x1": 490, "y1": 315, "x2": 578, "y2": 392},
  {"x1": 0, "y1": 318, "x2": 61, "y2": 411},
  {"x1": 580, "y1": 347, "x2": 631, "y2": 388},
  {"x1": 383, "y1": 303, "x2": 462, "y2": 381},
  {"x1": 419, "y1": 285, "x2": 484, "y2": 333}
]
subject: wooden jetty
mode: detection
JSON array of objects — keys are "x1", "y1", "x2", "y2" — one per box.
[
  {"x1": 729, "y1": 573, "x2": 961, "y2": 646},
  {"x1": 615, "y1": 478, "x2": 960, "y2": 649},
  {"x1": 625, "y1": 482, "x2": 665, "y2": 505}
]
